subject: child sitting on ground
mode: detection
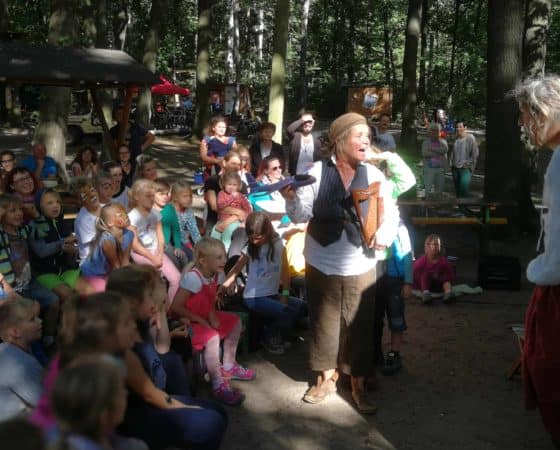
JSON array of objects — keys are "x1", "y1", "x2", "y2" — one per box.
[
  {"x1": 162, "y1": 180, "x2": 201, "y2": 264},
  {"x1": 29, "y1": 189, "x2": 81, "y2": 302},
  {"x1": 153, "y1": 179, "x2": 187, "y2": 270},
  {"x1": 128, "y1": 179, "x2": 180, "y2": 308},
  {"x1": 0, "y1": 194, "x2": 60, "y2": 347},
  {"x1": 79, "y1": 203, "x2": 134, "y2": 293},
  {"x1": 378, "y1": 222, "x2": 413, "y2": 375},
  {"x1": 413, "y1": 234, "x2": 455, "y2": 304},
  {"x1": 73, "y1": 178, "x2": 101, "y2": 263},
  {"x1": 0, "y1": 297, "x2": 44, "y2": 421},
  {"x1": 171, "y1": 237, "x2": 255, "y2": 406},
  {"x1": 211, "y1": 171, "x2": 252, "y2": 251},
  {"x1": 222, "y1": 212, "x2": 306, "y2": 355}
]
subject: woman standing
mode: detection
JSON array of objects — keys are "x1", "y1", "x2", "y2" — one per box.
[
  {"x1": 516, "y1": 76, "x2": 560, "y2": 449},
  {"x1": 281, "y1": 113, "x2": 412, "y2": 414},
  {"x1": 286, "y1": 112, "x2": 323, "y2": 175},
  {"x1": 249, "y1": 122, "x2": 284, "y2": 177}
]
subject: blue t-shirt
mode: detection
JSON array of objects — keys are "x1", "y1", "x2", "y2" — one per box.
[
  {"x1": 20, "y1": 155, "x2": 58, "y2": 179},
  {"x1": 80, "y1": 230, "x2": 134, "y2": 276},
  {"x1": 0, "y1": 343, "x2": 44, "y2": 421}
]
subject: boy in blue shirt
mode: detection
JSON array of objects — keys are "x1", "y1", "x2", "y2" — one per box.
[{"x1": 380, "y1": 222, "x2": 413, "y2": 375}]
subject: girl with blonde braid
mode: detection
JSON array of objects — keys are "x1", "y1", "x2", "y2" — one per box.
[{"x1": 80, "y1": 204, "x2": 134, "y2": 293}]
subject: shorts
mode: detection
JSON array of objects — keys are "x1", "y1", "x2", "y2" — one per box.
[
  {"x1": 37, "y1": 269, "x2": 81, "y2": 290},
  {"x1": 384, "y1": 276, "x2": 408, "y2": 333}
]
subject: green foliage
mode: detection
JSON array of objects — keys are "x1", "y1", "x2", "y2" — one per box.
[{"x1": 1, "y1": 0, "x2": 545, "y2": 129}]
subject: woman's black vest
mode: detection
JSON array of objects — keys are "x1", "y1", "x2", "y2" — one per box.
[{"x1": 307, "y1": 160, "x2": 371, "y2": 248}]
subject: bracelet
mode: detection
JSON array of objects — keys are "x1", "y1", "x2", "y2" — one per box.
[{"x1": 281, "y1": 289, "x2": 290, "y2": 296}]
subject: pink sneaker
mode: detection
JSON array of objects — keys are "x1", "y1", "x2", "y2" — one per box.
[
  {"x1": 212, "y1": 381, "x2": 244, "y2": 406},
  {"x1": 221, "y1": 363, "x2": 257, "y2": 381}
]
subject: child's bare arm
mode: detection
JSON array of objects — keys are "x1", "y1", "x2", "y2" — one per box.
[
  {"x1": 170, "y1": 287, "x2": 209, "y2": 326},
  {"x1": 222, "y1": 254, "x2": 249, "y2": 289},
  {"x1": 102, "y1": 239, "x2": 123, "y2": 269}
]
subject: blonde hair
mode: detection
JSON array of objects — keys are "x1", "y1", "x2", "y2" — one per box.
[
  {"x1": 514, "y1": 75, "x2": 560, "y2": 144},
  {"x1": 128, "y1": 179, "x2": 154, "y2": 209},
  {"x1": 193, "y1": 237, "x2": 225, "y2": 270},
  {"x1": 0, "y1": 297, "x2": 36, "y2": 340},
  {"x1": 153, "y1": 178, "x2": 170, "y2": 193},
  {"x1": 171, "y1": 180, "x2": 192, "y2": 201},
  {"x1": 89, "y1": 203, "x2": 127, "y2": 256},
  {"x1": 236, "y1": 144, "x2": 251, "y2": 171},
  {"x1": 424, "y1": 234, "x2": 445, "y2": 256}
]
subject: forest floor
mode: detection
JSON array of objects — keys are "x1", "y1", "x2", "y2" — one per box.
[
  {"x1": 1, "y1": 129, "x2": 554, "y2": 450},
  {"x1": 148, "y1": 135, "x2": 552, "y2": 450}
]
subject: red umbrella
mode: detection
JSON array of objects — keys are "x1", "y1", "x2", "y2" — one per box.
[{"x1": 151, "y1": 75, "x2": 190, "y2": 96}]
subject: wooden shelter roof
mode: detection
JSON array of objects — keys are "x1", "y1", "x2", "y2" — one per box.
[{"x1": 0, "y1": 42, "x2": 160, "y2": 87}]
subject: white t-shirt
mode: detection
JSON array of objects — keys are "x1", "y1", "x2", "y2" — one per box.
[
  {"x1": 180, "y1": 270, "x2": 225, "y2": 293},
  {"x1": 128, "y1": 207, "x2": 161, "y2": 254},
  {"x1": 296, "y1": 137, "x2": 315, "y2": 174},
  {"x1": 242, "y1": 238, "x2": 284, "y2": 298},
  {"x1": 75, "y1": 207, "x2": 98, "y2": 262}
]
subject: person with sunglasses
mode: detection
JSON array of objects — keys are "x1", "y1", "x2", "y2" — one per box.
[
  {"x1": 0, "y1": 151, "x2": 16, "y2": 189},
  {"x1": 286, "y1": 112, "x2": 323, "y2": 175}
]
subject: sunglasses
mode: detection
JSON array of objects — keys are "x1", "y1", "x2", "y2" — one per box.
[
  {"x1": 1, "y1": 158, "x2": 14, "y2": 164},
  {"x1": 13, "y1": 175, "x2": 32, "y2": 183},
  {"x1": 270, "y1": 166, "x2": 282, "y2": 171}
]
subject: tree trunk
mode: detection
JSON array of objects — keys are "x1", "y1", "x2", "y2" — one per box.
[
  {"x1": 194, "y1": 0, "x2": 213, "y2": 138},
  {"x1": 268, "y1": 0, "x2": 290, "y2": 144},
  {"x1": 226, "y1": 0, "x2": 236, "y2": 83},
  {"x1": 112, "y1": 1, "x2": 130, "y2": 50},
  {"x1": 447, "y1": 0, "x2": 461, "y2": 106},
  {"x1": 299, "y1": 0, "x2": 311, "y2": 108},
  {"x1": 418, "y1": 0, "x2": 429, "y2": 104},
  {"x1": 523, "y1": 0, "x2": 552, "y2": 78},
  {"x1": 400, "y1": 0, "x2": 423, "y2": 151},
  {"x1": 256, "y1": 8, "x2": 264, "y2": 62},
  {"x1": 0, "y1": 0, "x2": 9, "y2": 31},
  {"x1": 95, "y1": 0, "x2": 108, "y2": 48},
  {"x1": 137, "y1": 0, "x2": 167, "y2": 129},
  {"x1": 382, "y1": 0, "x2": 392, "y2": 88},
  {"x1": 485, "y1": 0, "x2": 526, "y2": 227},
  {"x1": 34, "y1": 0, "x2": 79, "y2": 182}
]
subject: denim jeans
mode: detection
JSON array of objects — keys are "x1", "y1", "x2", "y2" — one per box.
[
  {"x1": 243, "y1": 295, "x2": 306, "y2": 338},
  {"x1": 20, "y1": 278, "x2": 59, "y2": 309},
  {"x1": 451, "y1": 167, "x2": 473, "y2": 198}
]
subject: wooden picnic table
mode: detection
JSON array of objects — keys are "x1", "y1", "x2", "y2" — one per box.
[{"x1": 397, "y1": 197, "x2": 516, "y2": 225}]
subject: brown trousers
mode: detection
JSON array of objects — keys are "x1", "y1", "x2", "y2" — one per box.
[{"x1": 306, "y1": 263, "x2": 377, "y2": 377}]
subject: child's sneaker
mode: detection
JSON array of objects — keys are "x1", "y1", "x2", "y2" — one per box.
[
  {"x1": 212, "y1": 381, "x2": 244, "y2": 406},
  {"x1": 221, "y1": 363, "x2": 256, "y2": 381},
  {"x1": 380, "y1": 351, "x2": 402, "y2": 376},
  {"x1": 422, "y1": 291, "x2": 432, "y2": 304}
]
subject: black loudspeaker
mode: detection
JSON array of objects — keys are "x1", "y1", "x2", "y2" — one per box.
[{"x1": 478, "y1": 255, "x2": 521, "y2": 290}]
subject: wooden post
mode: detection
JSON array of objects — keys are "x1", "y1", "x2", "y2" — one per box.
[
  {"x1": 117, "y1": 86, "x2": 134, "y2": 150},
  {"x1": 90, "y1": 87, "x2": 114, "y2": 161}
]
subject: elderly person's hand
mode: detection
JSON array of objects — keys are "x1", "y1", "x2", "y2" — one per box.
[{"x1": 279, "y1": 185, "x2": 297, "y2": 201}]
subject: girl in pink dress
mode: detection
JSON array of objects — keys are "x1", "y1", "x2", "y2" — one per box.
[
  {"x1": 171, "y1": 237, "x2": 255, "y2": 406},
  {"x1": 413, "y1": 234, "x2": 455, "y2": 304}
]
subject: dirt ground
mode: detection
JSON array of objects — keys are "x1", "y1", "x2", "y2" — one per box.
[{"x1": 1, "y1": 130, "x2": 553, "y2": 450}]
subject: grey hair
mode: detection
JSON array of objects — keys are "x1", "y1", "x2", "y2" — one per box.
[
  {"x1": 329, "y1": 127, "x2": 355, "y2": 156},
  {"x1": 513, "y1": 75, "x2": 560, "y2": 122}
]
